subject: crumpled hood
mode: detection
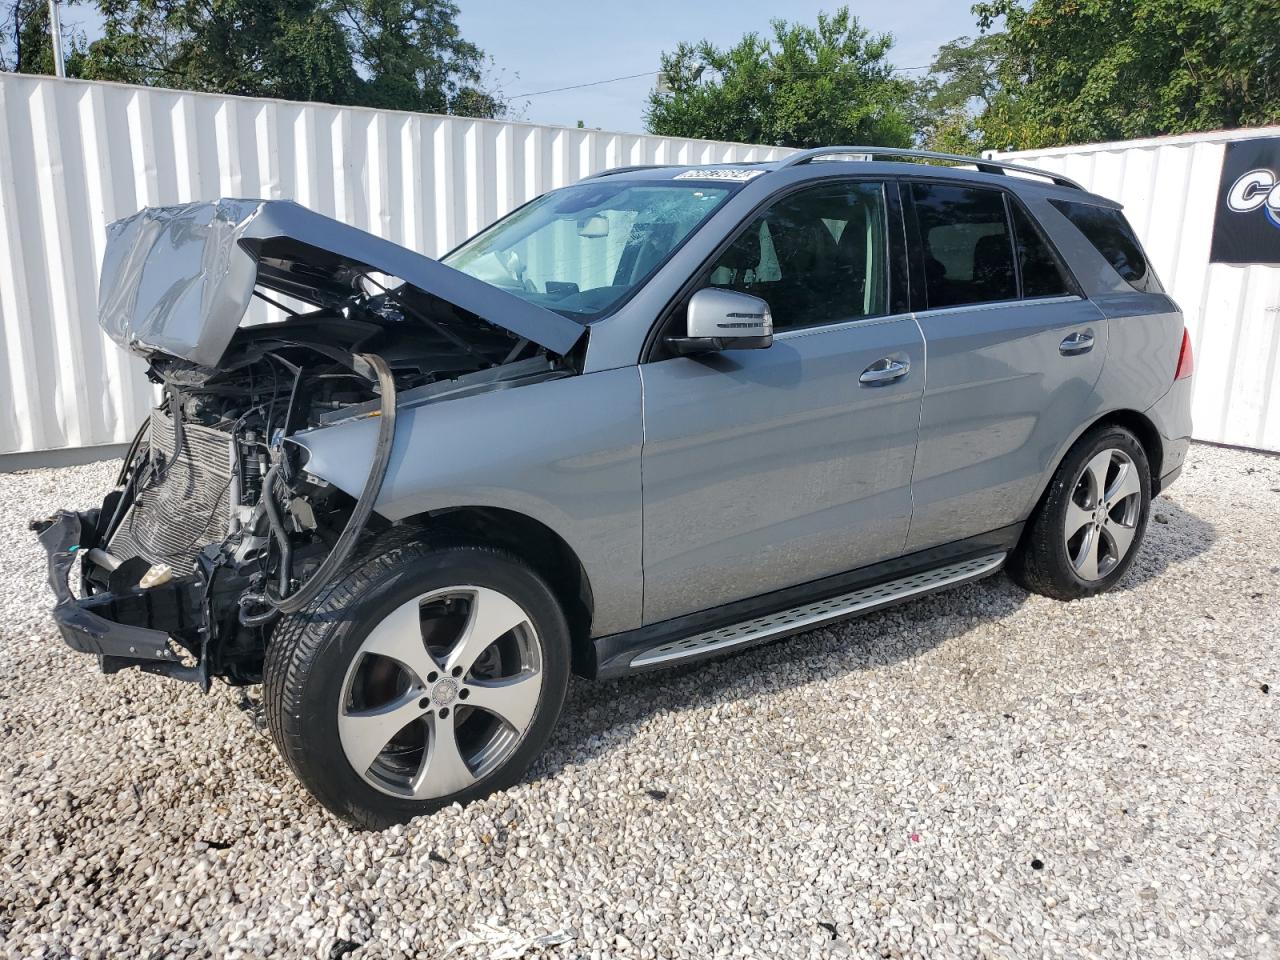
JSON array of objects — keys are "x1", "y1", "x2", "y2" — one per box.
[{"x1": 98, "y1": 198, "x2": 584, "y2": 367}]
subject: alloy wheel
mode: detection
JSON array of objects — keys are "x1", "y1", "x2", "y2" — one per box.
[
  {"x1": 337, "y1": 585, "x2": 543, "y2": 799},
  {"x1": 1064, "y1": 447, "x2": 1143, "y2": 582}
]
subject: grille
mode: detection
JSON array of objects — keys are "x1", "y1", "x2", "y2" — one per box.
[{"x1": 109, "y1": 409, "x2": 233, "y2": 571}]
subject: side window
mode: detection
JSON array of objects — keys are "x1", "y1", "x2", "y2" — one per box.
[
  {"x1": 911, "y1": 182, "x2": 1018, "y2": 309},
  {"x1": 1010, "y1": 200, "x2": 1073, "y2": 298},
  {"x1": 1048, "y1": 198, "x2": 1162, "y2": 293},
  {"x1": 707, "y1": 181, "x2": 889, "y2": 332}
]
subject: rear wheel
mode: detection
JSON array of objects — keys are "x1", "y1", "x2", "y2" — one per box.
[
  {"x1": 264, "y1": 536, "x2": 570, "y2": 828},
  {"x1": 1008, "y1": 425, "x2": 1151, "y2": 600}
]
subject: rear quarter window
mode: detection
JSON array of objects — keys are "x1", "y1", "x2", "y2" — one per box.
[{"x1": 1049, "y1": 198, "x2": 1162, "y2": 293}]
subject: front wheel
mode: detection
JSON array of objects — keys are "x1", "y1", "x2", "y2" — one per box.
[
  {"x1": 264, "y1": 536, "x2": 571, "y2": 828},
  {"x1": 1008, "y1": 425, "x2": 1152, "y2": 600}
]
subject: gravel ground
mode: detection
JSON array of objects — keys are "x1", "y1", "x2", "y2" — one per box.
[{"x1": 1, "y1": 442, "x2": 1278, "y2": 960}]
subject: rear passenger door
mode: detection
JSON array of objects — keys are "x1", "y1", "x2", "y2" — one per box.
[{"x1": 903, "y1": 180, "x2": 1107, "y2": 553}]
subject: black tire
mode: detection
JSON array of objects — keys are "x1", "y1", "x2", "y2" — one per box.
[
  {"x1": 264, "y1": 532, "x2": 571, "y2": 829},
  {"x1": 1008, "y1": 424, "x2": 1152, "y2": 601}
]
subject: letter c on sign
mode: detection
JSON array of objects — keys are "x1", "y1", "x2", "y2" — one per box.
[{"x1": 1228, "y1": 169, "x2": 1276, "y2": 213}]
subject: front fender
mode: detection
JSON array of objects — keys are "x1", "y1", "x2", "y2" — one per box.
[{"x1": 289, "y1": 367, "x2": 645, "y2": 636}]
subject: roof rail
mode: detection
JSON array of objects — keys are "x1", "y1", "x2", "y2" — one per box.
[{"x1": 777, "y1": 146, "x2": 1084, "y2": 191}]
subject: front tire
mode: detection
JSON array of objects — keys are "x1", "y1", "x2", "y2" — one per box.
[
  {"x1": 264, "y1": 534, "x2": 570, "y2": 829},
  {"x1": 1008, "y1": 425, "x2": 1151, "y2": 601}
]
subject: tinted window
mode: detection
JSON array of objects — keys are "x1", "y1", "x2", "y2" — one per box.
[
  {"x1": 708, "y1": 181, "x2": 888, "y2": 331},
  {"x1": 1049, "y1": 198, "x2": 1162, "y2": 293},
  {"x1": 911, "y1": 184, "x2": 1018, "y2": 308},
  {"x1": 911, "y1": 183, "x2": 1018, "y2": 308},
  {"x1": 1010, "y1": 200, "x2": 1073, "y2": 298}
]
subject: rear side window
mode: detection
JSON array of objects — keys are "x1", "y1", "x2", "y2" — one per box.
[
  {"x1": 911, "y1": 183, "x2": 1017, "y2": 308},
  {"x1": 1010, "y1": 200, "x2": 1073, "y2": 298},
  {"x1": 1049, "y1": 198, "x2": 1162, "y2": 293}
]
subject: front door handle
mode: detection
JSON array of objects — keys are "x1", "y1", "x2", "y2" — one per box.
[
  {"x1": 859, "y1": 356, "x2": 911, "y2": 385},
  {"x1": 1060, "y1": 331, "x2": 1095, "y2": 355}
]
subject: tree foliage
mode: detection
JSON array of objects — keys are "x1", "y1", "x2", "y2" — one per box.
[
  {"x1": 646, "y1": 7, "x2": 915, "y2": 148},
  {"x1": 1, "y1": 0, "x2": 86, "y2": 73},
  {"x1": 973, "y1": 0, "x2": 1280, "y2": 150},
  {"x1": 913, "y1": 33, "x2": 1005, "y2": 153},
  {"x1": 1, "y1": 0, "x2": 503, "y2": 118}
]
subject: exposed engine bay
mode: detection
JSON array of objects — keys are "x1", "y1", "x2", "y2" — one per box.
[{"x1": 33, "y1": 198, "x2": 584, "y2": 689}]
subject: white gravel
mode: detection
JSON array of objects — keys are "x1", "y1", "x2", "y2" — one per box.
[{"x1": 1, "y1": 443, "x2": 1278, "y2": 959}]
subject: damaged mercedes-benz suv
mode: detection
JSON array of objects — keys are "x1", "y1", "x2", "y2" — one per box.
[{"x1": 35, "y1": 149, "x2": 1192, "y2": 827}]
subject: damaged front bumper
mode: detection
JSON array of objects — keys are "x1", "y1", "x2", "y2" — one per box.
[{"x1": 33, "y1": 510, "x2": 210, "y2": 688}]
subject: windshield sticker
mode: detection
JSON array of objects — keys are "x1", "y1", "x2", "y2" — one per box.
[{"x1": 673, "y1": 169, "x2": 766, "y2": 182}]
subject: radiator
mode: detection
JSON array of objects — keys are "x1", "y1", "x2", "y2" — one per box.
[{"x1": 109, "y1": 409, "x2": 233, "y2": 570}]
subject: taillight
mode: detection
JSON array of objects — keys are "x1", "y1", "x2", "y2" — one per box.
[{"x1": 1175, "y1": 327, "x2": 1194, "y2": 381}]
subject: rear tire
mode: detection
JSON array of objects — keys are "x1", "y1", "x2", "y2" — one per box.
[
  {"x1": 1008, "y1": 425, "x2": 1151, "y2": 600},
  {"x1": 264, "y1": 533, "x2": 570, "y2": 829}
]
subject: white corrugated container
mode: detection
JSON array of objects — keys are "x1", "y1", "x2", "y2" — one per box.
[
  {"x1": 0, "y1": 75, "x2": 792, "y2": 457},
  {"x1": 991, "y1": 128, "x2": 1280, "y2": 452}
]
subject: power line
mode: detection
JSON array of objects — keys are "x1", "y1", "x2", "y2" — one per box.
[
  {"x1": 510, "y1": 61, "x2": 937, "y2": 100},
  {"x1": 511, "y1": 72, "x2": 655, "y2": 99}
]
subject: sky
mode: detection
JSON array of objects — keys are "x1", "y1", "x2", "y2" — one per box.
[{"x1": 457, "y1": 0, "x2": 983, "y2": 134}]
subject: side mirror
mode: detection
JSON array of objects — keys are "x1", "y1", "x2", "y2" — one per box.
[{"x1": 666, "y1": 288, "x2": 773, "y2": 356}]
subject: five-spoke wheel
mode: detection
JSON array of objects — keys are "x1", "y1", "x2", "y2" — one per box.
[
  {"x1": 1008, "y1": 424, "x2": 1152, "y2": 600},
  {"x1": 338, "y1": 586, "x2": 544, "y2": 799},
  {"x1": 265, "y1": 538, "x2": 570, "y2": 828},
  {"x1": 1063, "y1": 448, "x2": 1143, "y2": 581}
]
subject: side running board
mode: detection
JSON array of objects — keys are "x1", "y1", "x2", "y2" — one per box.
[{"x1": 630, "y1": 551, "x2": 1007, "y2": 669}]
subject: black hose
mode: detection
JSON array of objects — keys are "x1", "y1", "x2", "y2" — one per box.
[
  {"x1": 259, "y1": 465, "x2": 292, "y2": 597},
  {"x1": 115, "y1": 415, "x2": 151, "y2": 486},
  {"x1": 265, "y1": 351, "x2": 397, "y2": 616},
  {"x1": 237, "y1": 592, "x2": 280, "y2": 628}
]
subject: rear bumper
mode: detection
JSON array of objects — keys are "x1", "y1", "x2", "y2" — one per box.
[
  {"x1": 1144, "y1": 376, "x2": 1193, "y2": 495},
  {"x1": 1158, "y1": 458, "x2": 1185, "y2": 494},
  {"x1": 33, "y1": 510, "x2": 207, "y2": 685}
]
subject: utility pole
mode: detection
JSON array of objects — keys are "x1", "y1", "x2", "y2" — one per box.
[{"x1": 47, "y1": 0, "x2": 66, "y2": 78}]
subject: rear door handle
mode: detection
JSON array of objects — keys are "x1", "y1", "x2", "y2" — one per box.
[
  {"x1": 1060, "y1": 331, "x2": 1095, "y2": 355},
  {"x1": 859, "y1": 356, "x2": 910, "y2": 385}
]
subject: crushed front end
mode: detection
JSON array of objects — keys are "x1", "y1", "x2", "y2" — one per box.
[
  {"x1": 33, "y1": 364, "x2": 391, "y2": 688},
  {"x1": 33, "y1": 198, "x2": 582, "y2": 688}
]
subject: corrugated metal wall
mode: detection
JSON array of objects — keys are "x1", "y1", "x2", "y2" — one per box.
[
  {"x1": 0, "y1": 75, "x2": 791, "y2": 456},
  {"x1": 991, "y1": 128, "x2": 1280, "y2": 452}
]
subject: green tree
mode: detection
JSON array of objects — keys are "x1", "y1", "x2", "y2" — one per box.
[
  {"x1": 3, "y1": 0, "x2": 504, "y2": 118},
  {"x1": 1, "y1": 0, "x2": 88, "y2": 73},
  {"x1": 80, "y1": 0, "x2": 360, "y2": 103},
  {"x1": 342, "y1": 0, "x2": 494, "y2": 114},
  {"x1": 646, "y1": 7, "x2": 915, "y2": 148},
  {"x1": 914, "y1": 33, "x2": 1005, "y2": 153},
  {"x1": 974, "y1": 0, "x2": 1280, "y2": 150}
]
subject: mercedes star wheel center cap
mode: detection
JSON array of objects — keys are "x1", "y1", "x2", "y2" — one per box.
[{"x1": 431, "y1": 677, "x2": 460, "y2": 707}]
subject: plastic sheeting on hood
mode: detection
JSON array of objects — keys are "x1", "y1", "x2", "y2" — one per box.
[{"x1": 98, "y1": 199, "x2": 585, "y2": 367}]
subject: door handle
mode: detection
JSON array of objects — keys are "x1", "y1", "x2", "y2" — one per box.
[
  {"x1": 859, "y1": 356, "x2": 910, "y2": 385},
  {"x1": 1060, "y1": 331, "x2": 1095, "y2": 355}
]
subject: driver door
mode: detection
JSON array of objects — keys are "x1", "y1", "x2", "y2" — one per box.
[{"x1": 639, "y1": 180, "x2": 925, "y2": 624}]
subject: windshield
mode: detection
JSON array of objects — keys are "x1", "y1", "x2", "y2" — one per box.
[{"x1": 442, "y1": 180, "x2": 734, "y2": 319}]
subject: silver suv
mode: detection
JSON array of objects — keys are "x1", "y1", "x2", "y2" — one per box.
[{"x1": 34, "y1": 147, "x2": 1193, "y2": 826}]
